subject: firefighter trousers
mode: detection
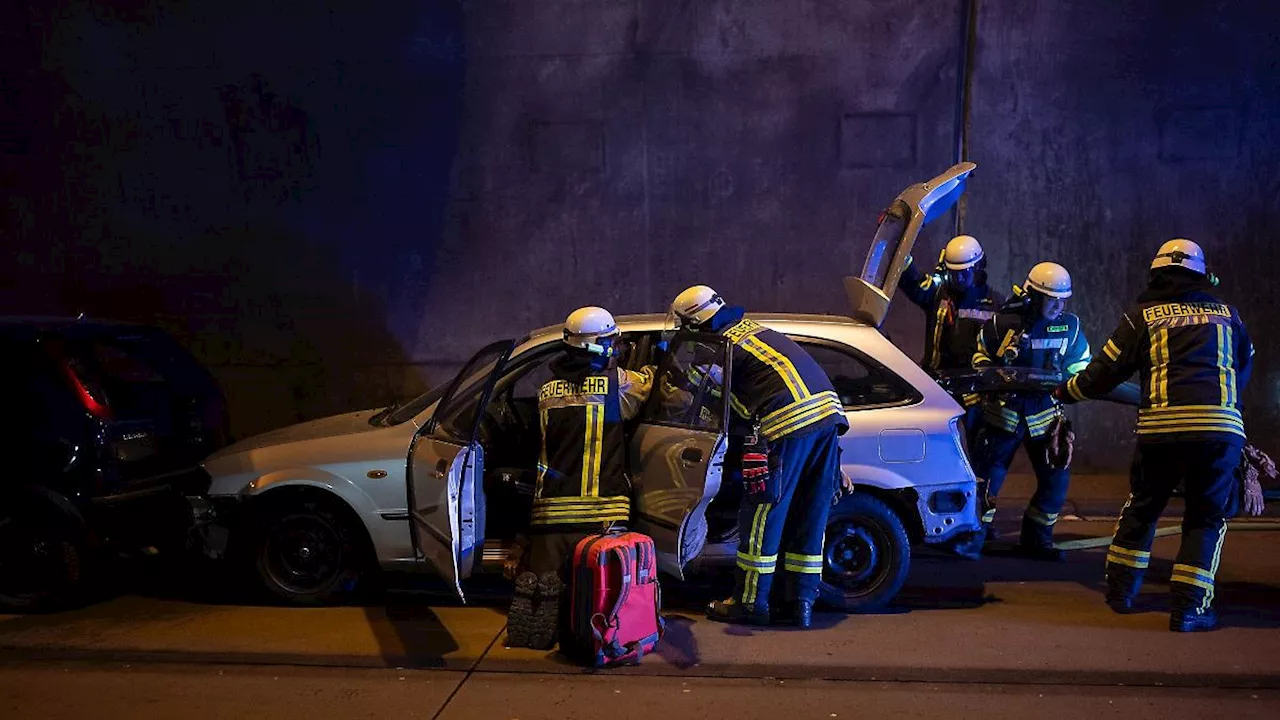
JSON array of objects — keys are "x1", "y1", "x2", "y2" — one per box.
[
  {"x1": 733, "y1": 425, "x2": 841, "y2": 607},
  {"x1": 974, "y1": 422, "x2": 1070, "y2": 549},
  {"x1": 1105, "y1": 440, "x2": 1240, "y2": 615}
]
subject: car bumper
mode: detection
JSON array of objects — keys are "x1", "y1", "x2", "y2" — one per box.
[
  {"x1": 186, "y1": 495, "x2": 244, "y2": 560},
  {"x1": 914, "y1": 480, "x2": 980, "y2": 543}
]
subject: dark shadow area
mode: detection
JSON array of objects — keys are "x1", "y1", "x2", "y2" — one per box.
[{"x1": 1, "y1": 0, "x2": 466, "y2": 441}]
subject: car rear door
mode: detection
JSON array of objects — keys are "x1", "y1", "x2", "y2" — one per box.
[
  {"x1": 629, "y1": 333, "x2": 731, "y2": 579},
  {"x1": 407, "y1": 339, "x2": 514, "y2": 601},
  {"x1": 845, "y1": 162, "x2": 977, "y2": 327}
]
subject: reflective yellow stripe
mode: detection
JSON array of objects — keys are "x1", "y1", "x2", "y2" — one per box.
[
  {"x1": 1066, "y1": 375, "x2": 1088, "y2": 401},
  {"x1": 782, "y1": 552, "x2": 823, "y2": 574},
  {"x1": 1103, "y1": 339, "x2": 1121, "y2": 361},
  {"x1": 580, "y1": 404, "x2": 604, "y2": 496},
  {"x1": 1149, "y1": 328, "x2": 1169, "y2": 407},
  {"x1": 1106, "y1": 552, "x2": 1149, "y2": 569},
  {"x1": 1107, "y1": 545, "x2": 1151, "y2": 560},
  {"x1": 962, "y1": 393, "x2": 981, "y2": 407},
  {"x1": 1218, "y1": 324, "x2": 1237, "y2": 407},
  {"x1": 1204, "y1": 524, "x2": 1227, "y2": 612},
  {"x1": 1171, "y1": 563, "x2": 1215, "y2": 591},
  {"x1": 736, "y1": 551, "x2": 779, "y2": 572},
  {"x1": 982, "y1": 508, "x2": 996, "y2": 523},
  {"x1": 930, "y1": 303, "x2": 946, "y2": 369},
  {"x1": 532, "y1": 495, "x2": 630, "y2": 507},
  {"x1": 1026, "y1": 508, "x2": 1059, "y2": 526},
  {"x1": 742, "y1": 503, "x2": 772, "y2": 604},
  {"x1": 740, "y1": 337, "x2": 810, "y2": 402},
  {"x1": 759, "y1": 392, "x2": 842, "y2": 440},
  {"x1": 536, "y1": 408, "x2": 549, "y2": 497},
  {"x1": 730, "y1": 392, "x2": 752, "y2": 418}
]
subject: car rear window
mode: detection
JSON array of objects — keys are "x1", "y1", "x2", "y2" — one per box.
[{"x1": 63, "y1": 330, "x2": 218, "y2": 418}]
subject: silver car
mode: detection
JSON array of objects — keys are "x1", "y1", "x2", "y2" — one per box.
[{"x1": 193, "y1": 164, "x2": 982, "y2": 611}]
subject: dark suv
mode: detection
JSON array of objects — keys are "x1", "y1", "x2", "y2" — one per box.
[{"x1": 0, "y1": 317, "x2": 228, "y2": 610}]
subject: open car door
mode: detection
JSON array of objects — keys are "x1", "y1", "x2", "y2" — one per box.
[
  {"x1": 845, "y1": 162, "x2": 977, "y2": 327},
  {"x1": 407, "y1": 339, "x2": 515, "y2": 601},
  {"x1": 629, "y1": 333, "x2": 731, "y2": 579}
]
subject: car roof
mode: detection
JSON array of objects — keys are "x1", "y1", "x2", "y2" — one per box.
[
  {"x1": 525, "y1": 312, "x2": 866, "y2": 342},
  {"x1": 0, "y1": 316, "x2": 149, "y2": 331}
]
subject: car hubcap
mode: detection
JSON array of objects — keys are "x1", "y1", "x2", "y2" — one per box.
[
  {"x1": 824, "y1": 519, "x2": 889, "y2": 594},
  {"x1": 265, "y1": 516, "x2": 341, "y2": 594},
  {"x1": 0, "y1": 516, "x2": 69, "y2": 600}
]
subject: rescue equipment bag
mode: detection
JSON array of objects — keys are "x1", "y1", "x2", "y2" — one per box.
[{"x1": 564, "y1": 531, "x2": 664, "y2": 667}]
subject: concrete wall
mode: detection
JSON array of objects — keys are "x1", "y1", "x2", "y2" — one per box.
[{"x1": 3, "y1": 0, "x2": 1276, "y2": 470}]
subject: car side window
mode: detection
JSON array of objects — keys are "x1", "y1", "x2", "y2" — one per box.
[
  {"x1": 796, "y1": 339, "x2": 920, "y2": 410},
  {"x1": 640, "y1": 335, "x2": 727, "y2": 432}
]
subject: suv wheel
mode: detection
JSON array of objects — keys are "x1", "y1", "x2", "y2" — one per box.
[
  {"x1": 253, "y1": 500, "x2": 367, "y2": 605},
  {"x1": 819, "y1": 493, "x2": 910, "y2": 613},
  {"x1": 0, "y1": 502, "x2": 87, "y2": 612}
]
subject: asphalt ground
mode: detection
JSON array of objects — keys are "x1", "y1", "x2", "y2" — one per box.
[{"x1": 2, "y1": 479, "x2": 1279, "y2": 718}]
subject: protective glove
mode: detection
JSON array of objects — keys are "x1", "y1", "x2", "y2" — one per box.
[
  {"x1": 1044, "y1": 414, "x2": 1074, "y2": 470},
  {"x1": 832, "y1": 468, "x2": 856, "y2": 506},
  {"x1": 740, "y1": 425, "x2": 779, "y2": 504}
]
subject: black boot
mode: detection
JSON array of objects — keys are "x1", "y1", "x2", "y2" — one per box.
[
  {"x1": 706, "y1": 597, "x2": 770, "y2": 626},
  {"x1": 951, "y1": 527, "x2": 987, "y2": 561},
  {"x1": 529, "y1": 571, "x2": 563, "y2": 650},
  {"x1": 774, "y1": 599, "x2": 814, "y2": 628},
  {"x1": 506, "y1": 571, "x2": 538, "y2": 648},
  {"x1": 1170, "y1": 608, "x2": 1218, "y2": 633},
  {"x1": 1104, "y1": 570, "x2": 1141, "y2": 614}
]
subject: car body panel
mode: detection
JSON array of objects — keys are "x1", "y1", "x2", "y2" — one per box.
[{"x1": 199, "y1": 314, "x2": 979, "y2": 577}]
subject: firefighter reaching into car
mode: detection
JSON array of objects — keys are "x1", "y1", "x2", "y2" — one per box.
[
  {"x1": 505, "y1": 306, "x2": 655, "y2": 650},
  {"x1": 1052, "y1": 239, "x2": 1253, "y2": 632},
  {"x1": 668, "y1": 285, "x2": 849, "y2": 629},
  {"x1": 897, "y1": 234, "x2": 1003, "y2": 434},
  {"x1": 957, "y1": 261, "x2": 1091, "y2": 562}
]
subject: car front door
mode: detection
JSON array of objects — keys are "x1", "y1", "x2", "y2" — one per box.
[
  {"x1": 845, "y1": 162, "x2": 977, "y2": 327},
  {"x1": 629, "y1": 333, "x2": 731, "y2": 579},
  {"x1": 407, "y1": 339, "x2": 515, "y2": 601}
]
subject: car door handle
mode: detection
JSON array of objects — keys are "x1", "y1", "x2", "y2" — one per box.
[
  {"x1": 434, "y1": 458, "x2": 447, "y2": 478},
  {"x1": 680, "y1": 447, "x2": 703, "y2": 466}
]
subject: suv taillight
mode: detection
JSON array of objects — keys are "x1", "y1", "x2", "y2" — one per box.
[{"x1": 62, "y1": 361, "x2": 112, "y2": 420}]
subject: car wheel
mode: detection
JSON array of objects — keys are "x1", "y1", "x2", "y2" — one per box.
[
  {"x1": 819, "y1": 493, "x2": 910, "y2": 613},
  {"x1": 254, "y1": 500, "x2": 368, "y2": 606},
  {"x1": 0, "y1": 502, "x2": 88, "y2": 612}
]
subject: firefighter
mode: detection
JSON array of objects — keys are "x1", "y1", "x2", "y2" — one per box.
[
  {"x1": 506, "y1": 306, "x2": 654, "y2": 650},
  {"x1": 669, "y1": 285, "x2": 848, "y2": 629},
  {"x1": 1053, "y1": 240, "x2": 1253, "y2": 632},
  {"x1": 962, "y1": 262, "x2": 1092, "y2": 561},
  {"x1": 898, "y1": 234, "x2": 1004, "y2": 430}
]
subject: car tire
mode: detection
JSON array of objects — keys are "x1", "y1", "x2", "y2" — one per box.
[
  {"x1": 819, "y1": 493, "x2": 911, "y2": 613},
  {"x1": 253, "y1": 499, "x2": 369, "y2": 606},
  {"x1": 0, "y1": 500, "x2": 89, "y2": 612}
]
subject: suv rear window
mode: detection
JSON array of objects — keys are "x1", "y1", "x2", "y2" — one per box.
[
  {"x1": 63, "y1": 330, "x2": 219, "y2": 418},
  {"x1": 795, "y1": 339, "x2": 921, "y2": 410}
]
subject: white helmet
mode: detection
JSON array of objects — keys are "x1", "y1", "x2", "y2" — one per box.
[
  {"x1": 1024, "y1": 262, "x2": 1072, "y2": 299},
  {"x1": 1151, "y1": 238, "x2": 1207, "y2": 275},
  {"x1": 562, "y1": 306, "x2": 619, "y2": 355},
  {"x1": 670, "y1": 285, "x2": 725, "y2": 328},
  {"x1": 943, "y1": 235, "x2": 984, "y2": 271}
]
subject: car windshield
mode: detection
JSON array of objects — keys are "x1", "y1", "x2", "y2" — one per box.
[{"x1": 376, "y1": 335, "x2": 526, "y2": 427}]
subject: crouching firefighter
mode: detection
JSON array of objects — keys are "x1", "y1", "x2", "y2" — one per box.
[
  {"x1": 1053, "y1": 240, "x2": 1253, "y2": 632},
  {"x1": 958, "y1": 262, "x2": 1091, "y2": 562},
  {"x1": 897, "y1": 234, "x2": 1003, "y2": 434},
  {"x1": 668, "y1": 285, "x2": 848, "y2": 629},
  {"x1": 506, "y1": 307, "x2": 654, "y2": 650}
]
